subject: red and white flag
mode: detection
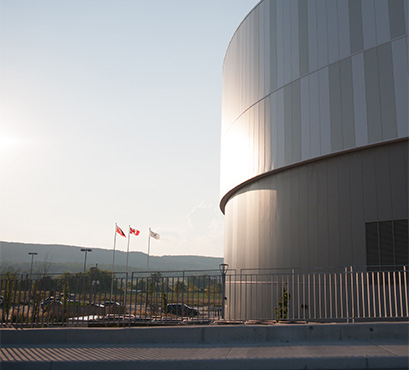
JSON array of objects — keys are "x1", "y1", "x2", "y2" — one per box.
[
  {"x1": 130, "y1": 227, "x2": 140, "y2": 236},
  {"x1": 116, "y1": 225, "x2": 126, "y2": 237}
]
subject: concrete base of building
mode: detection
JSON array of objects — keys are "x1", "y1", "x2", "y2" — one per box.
[{"x1": 1, "y1": 322, "x2": 408, "y2": 370}]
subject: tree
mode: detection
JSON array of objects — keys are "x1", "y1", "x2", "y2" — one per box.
[
  {"x1": 174, "y1": 281, "x2": 185, "y2": 299},
  {"x1": 147, "y1": 272, "x2": 162, "y2": 298},
  {"x1": 275, "y1": 284, "x2": 291, "y2": 322},
  {"x1": 1, "y1": 272, "x2": 16, "y2": 322},
  {"x1": 187, "y1": 280, "x2": 196, "y2": 293},
  {"x1": 35, "y1": 253, "x2": 53, "y2": 276}
]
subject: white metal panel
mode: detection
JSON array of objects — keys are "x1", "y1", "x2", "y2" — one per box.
[
  {"x1": 257, "y1": 105, "x2": 263, "y2": 175},
  {"x1": 309, "y1": 71, "x2": 321, "y2": 157},
  {"x1": 277, "y1": 88, "x2": 285, "y2": 167},
  {"x1": 255, "y1": 8, "x2": 261, "y2": 103},
  {"x1": 244, "y1": 19, "x2": 249, "y2": 108},
  {"x1": 276, "y1": 0, "x2": 284, "y2": 88},
  {"x1": 319, "y1": 68, "x2": 331, "y2": 155},
  {"x1": 337, "y1": 0, "x2": 351, "y2": 59},
  {"x1": 231, "y1": 199, "x2": 237, "y2": 267},
  {"x1": 260, "y1": 1, "x2": 267, "y2": 97},
  {"x1": 392, "y1": 38, "x2": 409, "y2": 137},
  {"x1": 300, "y1": 76, "x2": 311, "y2": 160},
  {"x1": 237, "y1": 121, "x2": 247, "y2": 187},
  {"x1": 308, "y1": 0, "x2": 319, "y2": 72},
  {"x1": 270, "y1": 93, "x2": 278, "y2": 170},
  {"x1": 248, "y1": 107, "x2": 254, "y2": 176},
  {"x1": 262, "y1": 100, "x2": 271, "y2": 173},
  {"x1": 283, "y1": 0, "x2": 292, "y2": 84},
  {"x1": 250, "y1": 104, "x2": 263, "y2": 175},
  {"x1": 269, "y1": 0, "x2": 277, "y2": 93},
  {"x1": 291, "y1": 0, "x2": 300, "y2": 80},
  {"x1": 238, "y1": 34, "x2": 243, "y2": 117},
  {"x1": 247, "y1": 20, "x2": 252, "y2": 109},
  {"x1": 352, "y1": 53, "x2": 369, "y2": 147},
  {"x1": 264, "y1": 1, "x2": 271, "y2": 96},
  {"x1": 362, "y1": 0, "x2": 377, "y2": 49},
  {"x1": 405, "y1": 0, "x2": 409, "y2": 36},
  {"x1": 327, "y1": 0, "x2": 339, "y2": 64},
  {"x1": 374, "y1": 0, "x2": 390, "y2": 44},
  {"x1": 247, "y1": 14, "x2": 253, "y2": 106},
  {"x1": 259, "y1": 7, "x2": 265, "y2": 100},
  {"x1": 239, "y1": 25, "x2": 244, "y2": 111},
  {"x1": 317, "y1": 0, "x2": 329, "y2": 68}
]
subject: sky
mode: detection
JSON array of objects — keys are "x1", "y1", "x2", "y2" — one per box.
[{"x1": 0, "y1": 0, "x2": 259, "y2": 258}]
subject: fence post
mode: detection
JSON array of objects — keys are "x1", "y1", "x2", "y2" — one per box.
[
  {"x1": 350, "y1": 266, "x2": 355, "y2": 323},
  {"x1": 404, "y1": 266, "x2": 408, "y2": 317},
  {"x1": 219, "y1": 264, "x2": 229, "y2": 320},
  {"x1": 124, "y1": 272, "x2": 128, "y2": 321},
  {"x1": 181, "y1": 272, "x2": 185, "y2": 318},
  {"x1": 345, "y1": 267, "x2": 349, "y2": 323}
]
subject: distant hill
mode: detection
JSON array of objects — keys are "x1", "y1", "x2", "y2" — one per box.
[{"x1": 0, "y1": 241, "x2": 223, "y2": 274}]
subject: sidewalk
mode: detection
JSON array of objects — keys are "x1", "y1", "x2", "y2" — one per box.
[{"x1": 1, "y1": 322, "x2": 408, "y2": 370}]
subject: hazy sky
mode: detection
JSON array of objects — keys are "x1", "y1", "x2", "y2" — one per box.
[{"x1": 1, "y1": 0, "x2": 259, "y2": 258}]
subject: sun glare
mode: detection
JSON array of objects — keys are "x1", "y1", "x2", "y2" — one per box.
[{"x1": 0, "y1": 137, "x2": 21, "y2": 148}]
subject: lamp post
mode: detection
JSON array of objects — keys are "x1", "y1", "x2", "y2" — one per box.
[
  {"x1": 81, "y1": 248, "x2": 92, "y2": 273},
  {"x1": 219, "y1": 263, "x2": 229, "y2": 320},
  {"x1": 28, "y1": 252, "x2": 38, "y2": 277}
]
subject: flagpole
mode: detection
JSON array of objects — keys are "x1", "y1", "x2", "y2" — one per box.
[
  {"x1": 110, "y1": 223, "x2": 118, "y2": 301},
  {"x1": 126, "y1": 225, "x2": 131, "y2": 272},
  {"x1": 112, "y1": 223, "x2": 117, "y2": 273},
  {"x1": 124, "y1": 225, "x2": 131, "y2": 316},
  {"x1": 147, "y1": 227, "x2": 151, "y2": 271}
]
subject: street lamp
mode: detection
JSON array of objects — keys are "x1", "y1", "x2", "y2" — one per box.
[
  {"x1": 81, "y1": 248, "x2": 92, "y2": 273},
  {"x1": 219, "y1": 263, "x2": 229, "y2": 320},
  {"x1": 28, "y1": 252, "x2": 38, "y2": 277}
]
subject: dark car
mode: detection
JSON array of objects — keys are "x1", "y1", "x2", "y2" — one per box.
[
  {"x1": 165, "y1": 303, "x2": 198, "y2": 317},
  {"x1": 41, "y1": 296, "x2": 63, "y2": 309},
  {"x1": 103, "y1": 301, "x2": 121, "y2": 307}
]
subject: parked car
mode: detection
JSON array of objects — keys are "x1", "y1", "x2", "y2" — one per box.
[
  {"x1": 165, "y1": 303, "x2": 198, "y2": 317},
  {"x1": 102, "y1": 301, "x2": 121, "y2": 307},
  {"x1": 101, "y1": 301, "x2": 124, "y2": 314},
  {"x1": 41, "y1": 296, "x2": 63, "y2": 309}
]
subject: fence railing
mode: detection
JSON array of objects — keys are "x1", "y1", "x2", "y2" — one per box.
[
  {"x1": 225, "y1": 266, "x2": 409, "y2": 323},
  {"x1": 0, "y1": 270, "x2": 222, "y2": 328},
  {"x1": 0, "y1": 266, "x2": 407, "y2": 328}
]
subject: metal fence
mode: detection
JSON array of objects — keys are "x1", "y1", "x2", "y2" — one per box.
[
  {"x1": 0, "y1": 266, "x2": 407, "y2": 328},
  {"x1": 0, "y1": 270, "x2": 223, "y2": 328},
  {"x1": 225, "y1": 266, "x2": 409, "y2": 323}
]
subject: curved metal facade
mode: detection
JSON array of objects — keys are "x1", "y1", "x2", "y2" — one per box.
[{"x1": 221, "y1": 0, "x2": 409, "y2": 274}]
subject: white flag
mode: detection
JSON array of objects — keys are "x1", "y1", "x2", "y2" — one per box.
[{"x1": 150, "y1": 230, "x2": 160, "y2": 240}]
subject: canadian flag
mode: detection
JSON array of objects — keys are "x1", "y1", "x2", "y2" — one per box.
[{"x1": 130, "y1": 227, "x2": 140, "y2": 236}]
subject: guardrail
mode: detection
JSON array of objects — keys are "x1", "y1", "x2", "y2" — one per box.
[{"x1": 0, "y1": 266, "x2": 407, "y2": 327}]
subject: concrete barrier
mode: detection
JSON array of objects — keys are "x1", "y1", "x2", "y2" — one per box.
[{"x1": 2, "y1": 321, "x2": 408, "y2": 345}]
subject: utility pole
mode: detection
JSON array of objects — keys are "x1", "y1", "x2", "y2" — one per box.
[
  {"x1": 28, "y1": 252, "x2": 38, "y2": 277},
  {"x1": 81, "y1": 248, "x2": 92, "y2": 273}
]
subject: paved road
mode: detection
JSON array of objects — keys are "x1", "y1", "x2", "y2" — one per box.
[{"x1": 1, "y1": 323, "x2": 408, "y2": 370}]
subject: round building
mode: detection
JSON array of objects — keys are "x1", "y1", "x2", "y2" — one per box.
[{"x1": 220, "y1": 0, "x2": 408, "y2": 278}]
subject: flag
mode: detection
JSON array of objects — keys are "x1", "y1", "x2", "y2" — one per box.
[
  {"x1": 130, "y1": 227, "x2": 140, "y2": 236},
  {"x1": 116, "y1": 225, "x2": 126, "y2": 237},
  {"x1": 150, "y1": 230, "x2": 160, "y2": 240}
]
